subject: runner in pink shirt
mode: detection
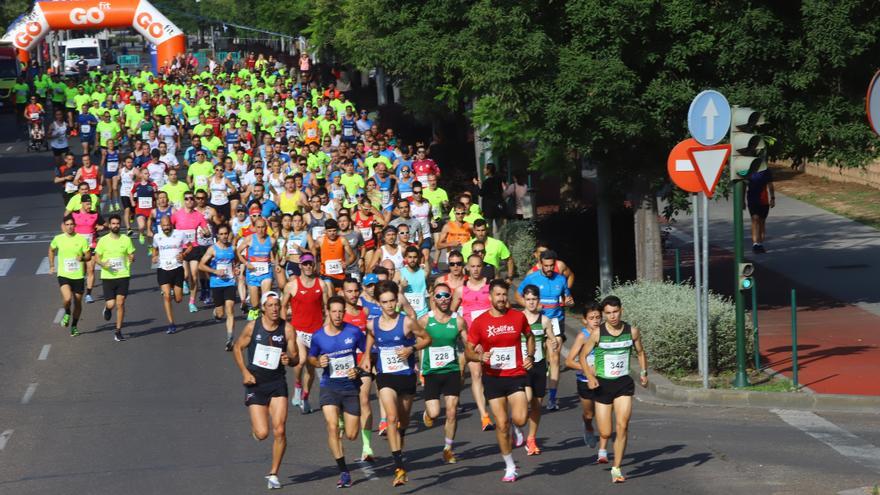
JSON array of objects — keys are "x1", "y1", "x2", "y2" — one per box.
[{"x1": 171, "y1": 192, "x2": 211, "y2": 312}]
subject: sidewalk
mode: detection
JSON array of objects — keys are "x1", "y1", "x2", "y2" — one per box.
[{"x1": 666, "y1": 193, "x2": 880, "y2": 396}]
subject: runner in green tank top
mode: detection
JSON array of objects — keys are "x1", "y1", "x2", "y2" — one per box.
[
  {"x1": 517, "y1": 284, "x2": 560, "y2": 455},
  {"x1": 578, "y1": 296, "x2": 648, "y2": 484},
  {"x1": 418, "y1": 282, "x2": 467, "y2": 464}
]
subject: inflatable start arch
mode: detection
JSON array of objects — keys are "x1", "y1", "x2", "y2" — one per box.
[{"x1": 1, "y1": 0, "x2": 185, "y2": 69}]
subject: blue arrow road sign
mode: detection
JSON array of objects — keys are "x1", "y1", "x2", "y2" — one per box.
[{"x1": 688, "y1": 90, "x2": 731, "y2": 146}]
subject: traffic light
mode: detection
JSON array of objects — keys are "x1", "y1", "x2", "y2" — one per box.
[
  {"x1": 729, "y1": 106, "x2": 765, "y2": 180},
  {"x1": 738, "y1": 262, "x2": 754, "y2": 290}
]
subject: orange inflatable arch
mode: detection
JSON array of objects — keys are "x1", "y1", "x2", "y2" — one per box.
[{"x1": 2, "y1": 0, "x2": 185, "y2": 69}]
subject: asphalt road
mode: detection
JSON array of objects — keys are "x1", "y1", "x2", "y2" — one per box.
[{"x1": 0, "y1": 114, "x2": 878, "y2": 494}]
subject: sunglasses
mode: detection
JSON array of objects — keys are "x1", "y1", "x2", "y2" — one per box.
[
  {"x1": 413, "y1": 190, "x2": 422, "y2": 195},
  {"x1": 448, "y1": 261, "x2": 463, "y2": 267},
  {"x1": 473, "y1": 250, "x2": 485, "y2": 255},
  {"x1": 434, "y1": 292, "x2": 452, "y2": 300},
  {"x1": 195, "y1": 197, "x2": 207, "y2": 201},
  {"x1": 184, "y1": 197, "x2": 195, "y2": 201}
]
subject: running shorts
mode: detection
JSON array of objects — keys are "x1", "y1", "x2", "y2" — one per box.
[
  {"x1": 102, "y1": 277, "x2": 130, "y2": 299},
  {"x1": 157, "y1": 266, "x2": 185, "y2": 287},
  {"x1": 376, "y1": 373, "x2": 417, "y2": 396},
  {"x1": 319, "y1": 386, "x2": 361, "y2": 416},
  {"x1": 423, "y1": 371, "x2": 462, "y2": 401},
  {"x1": 592, "y1": 375, "x2": 635, "y2": 405},
  {"x1": 244, "y1": 379, "x2": 289, "y2": 406},
  {"x1": 57, "y1": 276, "x2": 84, "y2": 294},
  {"x1": 482, "y1": 374, "x2": 526, "y2": 401}
]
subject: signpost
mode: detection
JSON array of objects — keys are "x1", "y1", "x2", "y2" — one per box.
[
  {"x1": 866, "y1": 69, "x2": 880, "y2": 136},
  {"x1": 668, "y1": 90, "x2": 734, "y2": 389}
]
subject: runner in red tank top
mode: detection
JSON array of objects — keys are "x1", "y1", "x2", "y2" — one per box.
[{"x1": 280, "y1": 253, "x2": 332, "y2": 414}]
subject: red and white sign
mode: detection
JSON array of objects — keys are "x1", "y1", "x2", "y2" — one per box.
[{"x1": 667, "y1": 138, "x2": 731, "y2": 197}]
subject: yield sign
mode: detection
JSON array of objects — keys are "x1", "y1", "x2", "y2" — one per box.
[{"x1": 686, "y1": 144, "x2": 731, "y2": 198}]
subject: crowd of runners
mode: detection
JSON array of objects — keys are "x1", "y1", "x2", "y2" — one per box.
[{"x1": 34, "y1": 58, "x2": 649, "y2": 490}]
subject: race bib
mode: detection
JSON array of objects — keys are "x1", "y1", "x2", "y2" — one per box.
[
  {"x1": 251, "y1": 261, "x2": 269, "y2": 276},
  {"x1": 141, "y1": 131, "x2": 150, "y2": 140},
  {"x1": 550, "y1": 318, "x2": 561, "y2": 336},
  {"x1": 401, "y1": 191, "x2": 413, "y2": 199},
  {"x1": 138, "y1": 196, "x2": 153, "y2": 209},
  {"x1": 211, "y1": 190, "x2": 227, "y2": 204},
  {"x1": 297, "y1": 331, "x2": 313, "y2": 348},
  {"x1": 215, "y1": 261, "x2": 233, "y2": 279},
  {"x1": 311, "y1": 226, "x2": 325, "y2": 240},
  {"x1": 380, "y1": 348, "x2": 407, "y2": 373},
  {"x1": 324, "y1": 259, "x2": 343, "y2": 275},
  {"x1": 330, "y1": 355, "x2": 355, "y2": 379},
  {"x1": 489, "y1": 346, "x2": 516, "y2": 370},
  {"x1": 64, "y1": 182, "x2": 78, "y2": 193},
  {"x1": 85, "y1": 178, "x2": 97, "y2": 190},
  {"x1": 405, "y1": 293, "x2": 425, "y2": 312},
  {"x1": 428, "y1": 346, "x2": 454, "y2": 369},
  {"x1": 307, "y1": 128, "x2": 317, "y2": 138},
  {"x1": 252, "y1": 343, "x2": 281, "y2": 370},
  {"x1": 359, "y1": 227, "x2": 373, "y2": 241},
  {"x1": 29, "y1": 113, "x2": 40, "y2": 120},
  {"x1": 63, "y1": 258, "x2": 80, "y2": 273},
  {"x1": 180, "y1": 230, "x2": 196, "y2": 245},
  {"x1": 343, "y1": 127, "x2": 353, "y2": 136},
  {"x1": 101, "y1": 130, "x2": 111, "y2": 140},
  {"x1": 417, "y1": 175, "x2": 429, "y2": 186},
  {"x1": 604, "y1": 353, "x2": 629, "y2": 378},
  {"x1": 160, "y1": 257, "x2": 178, "y2": 270},
  {"x1": 470, "y1": 309, "x2": 488, "y2": 322},
  {"x1": 107, "y1": 160, "x2": 119, "y2": 173},
  {"x1": 381, "y1": 190, "x2": 391, "y2": 206},
  {"x1": 80, "y1": 124, "x2": 91, "y2": 133},
  {"x1": 195, "y1": 176, "x2": 208, "y2": 187},
  {"x1": 522, "y1": 341, "x2": 544, "y2": 362},
  {"x1": 107, "y1": 257, "x2": 125, "y2": 272}
]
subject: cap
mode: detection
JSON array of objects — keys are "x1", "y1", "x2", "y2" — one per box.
[
  {"x1": 260, "y1": 291, "x2": 280, "y2": 306},
  {"x1": 299, "y1": 253, "x2": 315, "y2": 264},
  {"x1": 363, "y1": 274, "x2": 379, "y2": 286},
  {"x1": 80, "y1": 194, "x2": 92, "y2": 203},
  {"x1": 249, "y1": 204, "x2": 262, "y2": 214},
  {"x1": 236, "y1": 204, "x2": 246, "y2": 212}
]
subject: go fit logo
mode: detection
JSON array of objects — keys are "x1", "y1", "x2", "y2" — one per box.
[
  {"x1": 69, "y1": 5, "x2": 109, "y2": 25},
  {"x1": 135, "y1": 11, "x2": 167, "y2": 39}
]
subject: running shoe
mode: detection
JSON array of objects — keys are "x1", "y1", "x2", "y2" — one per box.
[
  {"x1": 360, "y1": 449, "x2": 375, "y2": 463},
  {"x1": 525, "y1": 437, "x2": 541, "y2": 456},
  {"x1": 546, "y1": 398, "x2": 559, "y2": 411},
  {"x1": 336, "y1": 471, "x2": 352, "y2": 488},
  {"x1": 114, "y1": 331, "x2": 125, "y2": 342},
  {"x1": 204, "y1": 295, "x2": 214, "y2": 306},
  {"x1": 85, "y1": 294, "x2": 94, "y2": 304},
  {"x1": 266, "y1": 474, "x2": 281, "y2": 489},
  {"x1": 182, "y1": 281, "x2": 190, "y2": 295},
  {"x1": 292, "y1": 385, "x2": 302, "y2": 406},
  {"x1": 611, "y1": 466, "x2": 625, "y2": 483},
  {"x1": 585, "y1": 431, "x2": 598, "y2": 449},
  {"x1": 103, "y1": 307, "x2": 112, "y2": 321},
  {"x1": 189, "y1": 303, "x2": 198, "y2": 313},
  {"x1": 300, "y1": 398, "x2": 312, "y2": 414},
  {"x1": 166, "y1": 324, "x2": 177, "y2": 335},
  {"x1": 597, "y1": 451, "x2": 609, "y2": 464},
  {"x1": 60, "y1": 313, "x2": 70, "y2": 327},
  {"x1": 392, "y1": 468, "x2": 407, "y2": 487},
  {"x1": 69, "y1": 326, "x2": 79, "y2": 337},
  {"x1": 422, "y1": 410, "x2": 434, "y2": 428},
  {"x1": 378, "y1": 420, "x2": 388, "y2": 436},
  {"x1": 481, "y1": 415, "x2": 495, "y2": 432},
  {"x1": 225, "y1": 338, "x2": 234, "y2": 352},
  {"x1": 512, "y1": 426, "x2": 524, "y2": 448},
  {"x1": 501, "y1": 471, "x2": 518, "y2": 483},
  {"x1": 442, "y1": 448, "x2": 457, "y2": 464}
]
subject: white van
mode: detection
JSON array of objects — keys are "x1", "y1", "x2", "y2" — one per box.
[{"x1": 63, "y1": 38, "x2": 102, "y2": 75}]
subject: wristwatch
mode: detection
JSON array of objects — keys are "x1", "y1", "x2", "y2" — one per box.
[{"x1": 640, "y1": 370, "x2": 648, "y2": 377}]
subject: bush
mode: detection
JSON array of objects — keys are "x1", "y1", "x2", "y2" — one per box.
[
  {"x1": 496, "y1": 220, "x2": 536, "y2": 276},
  {"x1": 599, "y1": 280, "x2": 751, "y2": 375}
]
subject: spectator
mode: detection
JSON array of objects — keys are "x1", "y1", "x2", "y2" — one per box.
[
  {"x1": 476, "y1": 163, "x2": 505, "y2": 232},
  {"x1": 503, "y1": 173, "x2": 528, "y2": 219}
]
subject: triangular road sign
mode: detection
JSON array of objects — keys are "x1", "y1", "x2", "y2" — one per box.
[{"x1": 686, "y1": 144, "x2": 731, "y2": 198}]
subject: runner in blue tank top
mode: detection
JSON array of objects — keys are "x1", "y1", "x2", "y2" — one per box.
[
  {"x1": 366, "y1": 281, "x2": 430, "y2": 487},
  {"x1": 198, "y1": 224, "x2": 238, "y2": 350},
  {"x1": 565, "y1": 302, "x2": 603, "y2": 452},
  {"x1": 237, "y1": 217, "x2": 277, "y2": 321}
]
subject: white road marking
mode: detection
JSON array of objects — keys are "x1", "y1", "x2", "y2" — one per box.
[
  {"x1": 21, "y1": 383, "x2": 38, "y2": 405},
  {"x1": 838, "y1": 487, "x2": 877, "y2": 495},
  {"x1": 772, "y1": 409, "x2": 880, "y2": 474},
  {"x1": 5, "y1": 146, "x2": 11, "y2": 151},
  {"x1": 36, "y1": 257, "x2": 50, "y2": 274},
  {"x1": 0, "y1": 430, "x2": 12, "y2": 451},
  {"x1": 357, "y1": 460, "x2": 379, "y2": 481},
  {"x1": 38, "y1": 344, "x2": 51, "y2": 361},
  {"x1": 53, "y1": 308, "x2": 65, "y2": 324},
  {"x1": 0, "y1": 258, "x2": 14, "y2": 276}
]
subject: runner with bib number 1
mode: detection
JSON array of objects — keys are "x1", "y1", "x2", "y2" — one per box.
[{"x1": 577, "y1": 295, "x2": 648, "y2": 484}]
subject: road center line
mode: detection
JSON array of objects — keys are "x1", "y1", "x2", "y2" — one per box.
[
  {"x1": 0, "y1": 430, "x2": 13, "y2": 451},
  {"x1": 53, "y1": 308, "x2": 65, "y2": 324},
  {"x1": 772, "y1": 409, "x2": 880, "y2": 474},
  {"x1": 38, "y1": 344, "x2": 51, "y2": 361},
  {"x1": 21, "y1": 383, "x2": 38, "y2": 405}
]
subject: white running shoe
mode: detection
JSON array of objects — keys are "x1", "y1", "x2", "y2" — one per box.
[{"x1": 266, "y1": 474, "x2": 281, "y2": 489}]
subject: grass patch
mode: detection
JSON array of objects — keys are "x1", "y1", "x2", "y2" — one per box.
[
  {"x1": 771, "y1": 165, "x2": 880, "y2": 230},
  {"x1": 670, "y1": 369, "x2": 798, "y2": 392}
]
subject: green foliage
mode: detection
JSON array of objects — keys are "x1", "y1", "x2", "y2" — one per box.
[
  {"x1": 600, "y1": 280, "x2": 751, "y2": 375},
  {"x1": 496, "y1": 220, "x2": 536, "y2": 277},
  {"x1": 0, "y1": 0, "x2": 31, "y2": 32}
]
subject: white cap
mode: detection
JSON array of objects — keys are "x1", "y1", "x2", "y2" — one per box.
[{"x1": 260, "y1": 291, "x2": 280, "y2": 306}]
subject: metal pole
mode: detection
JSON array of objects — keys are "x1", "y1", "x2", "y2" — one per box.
[
  {"x1": 693, "y1": 194, "x2": 705, "y2": 385},
  {"x1": 752, "y1": 277, "x2": 760, "y2": 370},
  {"x1": 791, "y1": 288, "x2": 798, "y2": 389},
  {"x1": 701, "y1": 192, "x2": 710, "y2": 388},
  {"x1": 732, "y1": 181, "x2": 750, "y2": 387},
  {"x1": 674, "y1": 248, "x2": 681, "y2": 284},
  {"x1": 596, "y1": 164, "x2": 613, "y2": 295}
]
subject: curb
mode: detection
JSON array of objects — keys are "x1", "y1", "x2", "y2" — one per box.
[{"x1": 639, "y1": 368, "x2": 880, "y2": 414}]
